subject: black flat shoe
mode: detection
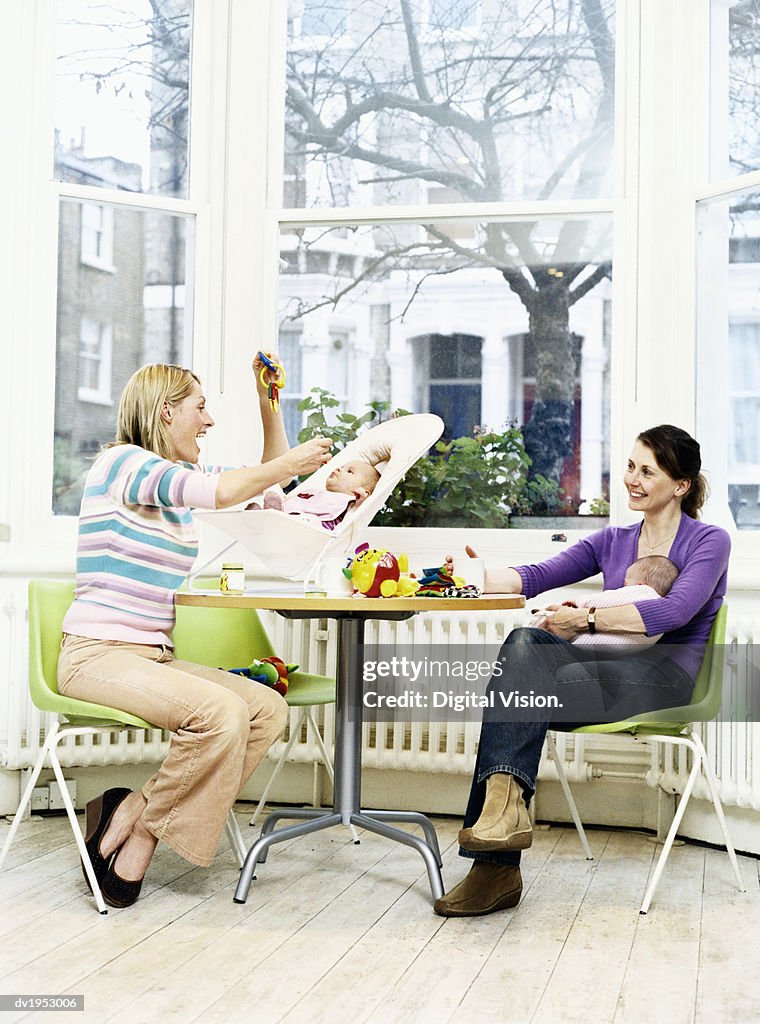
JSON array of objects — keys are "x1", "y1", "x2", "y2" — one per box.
[
  {"x1": 81, "y1": 787, "x2": 132, "y2": 893},
  {"x1": 101, "y1": 860, "x2": 144, "y2": 909}
]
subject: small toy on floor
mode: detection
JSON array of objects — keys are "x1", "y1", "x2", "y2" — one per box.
[{"x1": 227, "y1": 655, "x2": 297, "y2": 696}]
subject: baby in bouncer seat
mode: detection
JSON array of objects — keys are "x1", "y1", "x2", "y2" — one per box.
[{"x1": 255, "y1": 458, "x2": 381, "y2": 531}]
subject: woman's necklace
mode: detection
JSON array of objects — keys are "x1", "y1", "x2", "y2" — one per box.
[{"x1": 641, "y1": 522, "x2": 679, "y2": 552}]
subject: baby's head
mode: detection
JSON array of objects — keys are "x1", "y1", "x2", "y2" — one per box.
[
  {"x1": 624, "y1": 555, "x2": 679, "y2": 597},
  {"x1": 326, "y1": 459, "x2": 381, "y2": 498}
]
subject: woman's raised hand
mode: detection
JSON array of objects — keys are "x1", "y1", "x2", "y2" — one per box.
[
  {"x1": 285, "y1": 436, "x2": 333, "y2": 477},
  {"x1": 253, "y1": 350, "x2": 283, "y2": 397},
  {"x1": 444, "y1": 545, "x2": 479, "y2": 574}
]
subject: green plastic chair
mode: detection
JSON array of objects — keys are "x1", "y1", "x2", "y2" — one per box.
[
  {"x1": 0, "y1": 580, "x2": 248, "y2": 914},
  {"x1": 171, "y1": 602, "x2": 355, "y2": 837},
  {"x1": 545, "y1": 604, "x2": 746, "y2": 913}
]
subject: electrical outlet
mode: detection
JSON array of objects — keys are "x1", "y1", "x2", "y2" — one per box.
[
  {"x1": 48, "y1": 780, "x2": 77, "y2": 810},
  {"x1": 31, "y1": 786, "x2": 49, "y2": 811}
]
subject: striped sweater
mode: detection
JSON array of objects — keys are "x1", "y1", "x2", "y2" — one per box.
[{"x1": 62, "y1": 444, "x2": 223, "y2": 646}]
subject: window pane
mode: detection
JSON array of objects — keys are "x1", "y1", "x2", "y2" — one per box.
[
  {"x1": 696, "y1": 189, "x2": 760, "y2": 530},
  {"x1": 279, "y1": 329, "x2": 305, "y2": 445},
  {"x1": 300, "y1": 0, "x2": 351, "y2": 36},
  {"x1": 53, "y1": 198, "x2": 194, "y2": 515},
  {"x1": 279, "y1": 216, "x2": 612, "y2": 526},
  {"x1": 55, "y1": 0, "x2": 193, "y2": 198},
  {"x1": 429, "y1": 0, "x2": 478, "y2": 29},
  {"x1": 285, "y1": 0, "x2": 615, "y2": 208}
]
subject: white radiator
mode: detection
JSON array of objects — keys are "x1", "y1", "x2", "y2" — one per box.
[{"x1": 2, "y1": 592, "x2": 758, "y2": 817}]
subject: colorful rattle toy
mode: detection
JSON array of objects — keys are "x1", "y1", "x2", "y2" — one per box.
[
  {"x1": 227, "y1": 655, "x2": 297, "y2": 697},
  {"x1": 258, "y1": 351, "x2": 286, "y2": 413},
  {"x1": 348, "y1": 543, "x2": 420, "y2": 598}
]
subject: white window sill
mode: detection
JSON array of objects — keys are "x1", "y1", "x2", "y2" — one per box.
[
  {"x1": 80, "y1": 256, "x2": 117, "y2": 274},
  {"x1": 77, "y1": 389, "x2": 114, "y2": 406}
]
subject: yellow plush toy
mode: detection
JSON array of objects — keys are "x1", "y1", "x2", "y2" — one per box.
[{"x1": 349, "y1": 544, "x2": 419, "y2": 598}]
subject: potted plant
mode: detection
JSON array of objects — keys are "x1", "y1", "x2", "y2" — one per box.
[{"x1": 295, "y1": 389, "x2": 608, "y2": 530}]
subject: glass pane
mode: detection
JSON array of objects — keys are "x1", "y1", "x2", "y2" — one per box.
[
  {"x1": 696, "y1": 189, "x2": 760, "y2": 530},
  {"x1": 429, "y1": 0, "x2": 478, "y2": 29},
  {"x1": 711, "y1": 0, "x2": 760, "y2": 178},
  {"x1": 279, "y1": 329, "x2": 305, "y2": 445},
  {"x1": 300, "y1": 0, "x2": 351, "y2": 35},
  {"x1": 55, "y1": 0, "x2": 193, "y2": 198},
  {"x1": 279, "y1": 215, "x2": 612, "y2": 526},
  {"x1": 285, "y1": 0, "x2": 615, "y2": 208},
  {"x1": 53, "y1": 198, "x2": 194, "y2": 515}
]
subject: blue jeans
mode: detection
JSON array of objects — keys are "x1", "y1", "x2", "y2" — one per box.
[{"x1": 460, "y1": 627, "x2": 694, "y2": 866}]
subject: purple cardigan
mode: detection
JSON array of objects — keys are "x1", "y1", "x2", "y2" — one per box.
[{"x1": 514, "y1": 513, "x2": 731, "y2": 679}]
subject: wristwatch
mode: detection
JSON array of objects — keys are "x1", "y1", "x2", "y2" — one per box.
[{"x1": 587, "y1": 607, "x2": 597, "y2": 634}]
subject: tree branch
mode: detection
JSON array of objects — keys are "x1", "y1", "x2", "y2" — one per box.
[
  {"x1": 568, "y1": 261, "x2": 611, "y2": 304},
  {"x1": 400, "y1": 0, "x2": 432, "y2": 102}
]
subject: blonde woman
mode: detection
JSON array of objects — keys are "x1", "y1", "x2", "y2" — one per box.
[{"x1": 58, "y1": 355, "x2": 332, "y2": 908}]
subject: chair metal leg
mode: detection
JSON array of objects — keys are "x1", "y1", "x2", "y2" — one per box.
[
  {"x1": 686, "y1": 731, "x2": 745, "y2": 892},
  {"x1": 640, "y1": 735, "x2": 703, "y2": 915},
  {"x1": 0, "y1": 731, "x2": 54, "y2": 872},
  {"x1": 546, "y1": 732, "x2": 594, "y2": 860},
  {"x1": 684, "y1": 733, "x2": 745, "y2": 901},
  {"x1": 248, "y1": 708, "x2": 307, "y2": 827},
  {"x1": 225, "y1": 810, "x2": 246, "y2": 868},
  {"x1": 46, "y1": 734, "x2": 108, "y2": 914},
  {"x1": 639, "y1": 730, "x2": 747, "y2": 914}
]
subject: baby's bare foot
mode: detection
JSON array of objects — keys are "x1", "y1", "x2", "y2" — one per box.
[
  {"x1": 100, "y1": 791, "x2": 148, "y2": 859},
  {"x1": 263, "y1": 489, "x2": 284, "y2": 511}
]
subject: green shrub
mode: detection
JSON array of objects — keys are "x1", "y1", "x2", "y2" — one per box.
[{"x1": 296, "y1": 388, "x2": 534, "y2": 527}]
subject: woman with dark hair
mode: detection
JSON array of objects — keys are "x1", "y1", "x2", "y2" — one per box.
[{"x1": 435, "y1": 424, "x2": 730, "y2": 918}]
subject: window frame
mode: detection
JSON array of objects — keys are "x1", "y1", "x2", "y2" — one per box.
[
  {"x1": 5, "y1": 1, "x2": 760, "y2": 580},
  {"x1": 77, "y1": 317, "x2": 113, "y2": 405},
  {"x1": 1, "y1": 0, "x2": 231, "y2": 569},
  {"x1": 695, "y1": 0, "x2": 760, "y2": 580},
  {"x1": 271, "y1": 0, "x2": 633, "y2": 553},
  {"x1": 79, "y1": 201, "x2": 115, "y2": 272}
]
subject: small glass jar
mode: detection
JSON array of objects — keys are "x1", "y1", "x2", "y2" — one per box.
[{"x1": 220, "y1": 562, "x2": 245, "y2": 595}]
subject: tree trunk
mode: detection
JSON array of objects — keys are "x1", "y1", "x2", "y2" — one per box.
[{"x1": 521, "y1": 283, "x2": 576, "y2": 490}]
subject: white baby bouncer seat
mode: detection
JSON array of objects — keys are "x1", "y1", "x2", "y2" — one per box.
[{"x1": 194, "y1": 413, "x2": 444, "y2": 581}]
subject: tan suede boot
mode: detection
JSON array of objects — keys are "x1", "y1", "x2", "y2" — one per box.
[
  {"x1": 458, "y1": 772, "x2": 533, "y2": 852},
  {"x1": 433, "y1": 861, "x2": 522, "y2": 917}
]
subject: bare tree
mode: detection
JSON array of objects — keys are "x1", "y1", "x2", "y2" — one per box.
[
  {"x1": 285, "y1": 0, "x2": 615, "y2": 489},
  {"x1": 56, "y1": 0, "x2": 190, "y2": 195}
]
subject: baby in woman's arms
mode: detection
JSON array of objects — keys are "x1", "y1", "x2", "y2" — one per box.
[{"x1": 529, "y1": 554, "x2": 679, "y2": 650}]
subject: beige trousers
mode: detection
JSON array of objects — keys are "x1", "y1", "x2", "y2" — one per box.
[{"x1": 58, "y1": 634, "x2": 289, "y2": 866}]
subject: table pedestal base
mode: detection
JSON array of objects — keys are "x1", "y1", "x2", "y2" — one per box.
[
  {"x1": 233, "y1": 615, "x2": 445, "y2": 905},
  {"x1": 232, "y1": 807, "x2": 444, "y2": 904}
]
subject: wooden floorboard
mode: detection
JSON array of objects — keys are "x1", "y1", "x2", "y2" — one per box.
[{"x1": 1, "y1": 810, "x2": 759, "y2": 1024}]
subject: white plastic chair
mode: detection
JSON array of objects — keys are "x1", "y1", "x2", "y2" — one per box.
[{"x1": 545, "y1": 604, "x2": 745, "y2": 914}]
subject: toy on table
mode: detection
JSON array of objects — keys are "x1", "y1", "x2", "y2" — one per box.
[
  {"x1": 416, "y1": 565, "x2": 480, "y2": 598},
  {"x1": 348, "y1": 543, "x2": 420, "y2": 598},
  {"x1": 227, "y1": 655, "x2": 297, "y2": 696},
  {"x1": 257, "y1": 351, "x2": 286, "y2": 413}
]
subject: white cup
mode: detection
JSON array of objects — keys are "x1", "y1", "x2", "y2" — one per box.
[
  {"x1": 306, "y1": 556, "x2": 353, "y2": 597},
  {"x1": 451, "y1": 556, "x2": 485, "y2": 592}
]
